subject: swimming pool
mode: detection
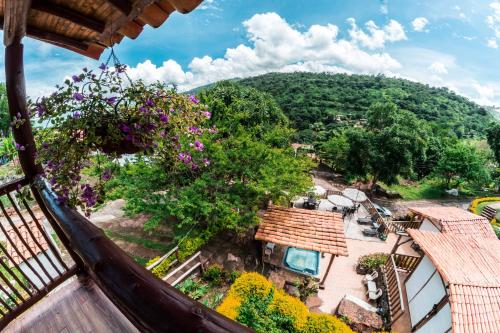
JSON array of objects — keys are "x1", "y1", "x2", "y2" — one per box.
[{"x1": 283, "y1": 247, "x2": 320, "y2": 276}]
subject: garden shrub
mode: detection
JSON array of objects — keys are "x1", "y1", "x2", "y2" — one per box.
[
  {"x1": 303, "y1": 313, "x2": 353, "y2": 333},
  {"x1": 145, "y1": 256, "x2": 160, "y2": 267},
  {"x1": 217, "y1": 272, "x2": 354, "y2": 333},
  {"x1": 202, "y1": 264, "x2": 225, "y2": 286},
  {"x1": 469, "y1": 197, "x2": 500, "y2": 214},
  {"x1": 151, "y1": 256, "x2": 175, "y2": 278},
  {"x1": 178, "y1": 236, "x2": 206, "y2": 261},
  {"x1": 357, "y1": 253, "x2": 389, "y2": 273}
]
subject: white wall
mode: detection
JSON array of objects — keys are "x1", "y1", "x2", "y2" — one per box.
[
  {"x1": 405, "y1": 255, "x2": 448, "y2": 329},
  {"x1": 415, "y1": 303, "x2": 452, "y2": 333},
  {"x1": 19, "y1": 250, "x2": 64, "y2": 289},
  {"x1": 419, "y1": 218, "x2": 440, "y2": 232}
]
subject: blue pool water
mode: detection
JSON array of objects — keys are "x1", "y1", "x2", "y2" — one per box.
[{"x1": 283, "y1": 247, "x2": 320, "y2": 276}]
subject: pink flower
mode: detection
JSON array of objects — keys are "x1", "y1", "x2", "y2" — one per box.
[
  {"x1": 203, "y1": 111, "x2": 212, "y2": 119},
  {"x1": 189, "y1": 95, "x2": 199, "y2": 104}
]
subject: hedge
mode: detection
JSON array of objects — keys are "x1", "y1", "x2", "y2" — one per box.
[
  {"x1": 217, "y1": 272, "x2": 353, "y2": 333},
  {"x1": 469, "y1": 197, "x2": 500, "y2": 214}
]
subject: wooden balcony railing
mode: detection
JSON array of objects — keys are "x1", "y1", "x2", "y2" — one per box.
[
  {"x1": 0, "y1": 178, "x2": 76, "y2": 330},
  {"x1": 360, "y1": 197, "x2": 390, "y2": 237},
  {"x1": 382, "y1": 253, "x2": 420, "y2": 324},
  {"x1": 382, "y1": 254, "x2": 406, "y2": 324},
  {"x1": 386, "y1": 220, "x2": 422, "y2": 234}
]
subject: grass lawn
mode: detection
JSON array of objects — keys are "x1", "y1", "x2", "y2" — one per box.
[
  {"x1": 476, "y1": 200, "x2": 500, "y2": 215},
  {"x1": 384, "y1": 180, "x2": 446, "y2": 200}
]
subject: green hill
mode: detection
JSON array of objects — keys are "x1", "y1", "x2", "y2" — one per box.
[{"x1": 238, "y1": 72, "x2": 493, "y2": 141}]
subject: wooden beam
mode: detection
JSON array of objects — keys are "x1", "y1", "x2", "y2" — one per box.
[
  {"x1": 107, "y1": 0, "x2": 133, "y2": 15},
  {"x1": 31, "y1": 0, "x2": 106, "y2": 33},
  {"x1": 319, "y1": 254, "x2": 335, "y2": 289},
  {"x1": 3, "y1": 0, "x2": 31, "y2": 46},
  {"x1": 27, "y1": 26, "x2": 89, "y2": 51}
]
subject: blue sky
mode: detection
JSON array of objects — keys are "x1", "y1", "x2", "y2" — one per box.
[{"x1": 3, "y1": 0, "x2": 500, "y2": 106}]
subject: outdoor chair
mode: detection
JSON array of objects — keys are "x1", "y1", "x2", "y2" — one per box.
[
  {"x1": 362, "y1": 271, "x2": 378, "y2": 284},
  {"x1": 367, "y1": 288, "x2": 383, "y2": 301},
  {"x1": 357, "y1": 216, "x2": 373, "y2": 225}
]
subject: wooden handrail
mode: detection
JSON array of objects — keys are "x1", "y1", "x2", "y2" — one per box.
[
  {"x1": 146, "y1": 246, "x2": 179, "y2": 270},
  {"x1": 390, "y1": 255, "x2": 405, "y2": 315},
  {"x1": 34, "y1": 177, "x2": 253, "y2": 333}
]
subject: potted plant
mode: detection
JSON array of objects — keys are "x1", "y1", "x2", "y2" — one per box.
[{"x1": 31, "y1": 63, "x2": 213, "y2": 216}]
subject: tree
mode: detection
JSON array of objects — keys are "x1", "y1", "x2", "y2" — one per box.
[
  {"x1": 434, "y1": 142, "x2": 490, "y2": 187},
  {"x1": 0, "y1": 83, "x2": 10, "y2": 137},
  {"x1": 487, "y1": 122, "x2": 500, "y2": 165}
]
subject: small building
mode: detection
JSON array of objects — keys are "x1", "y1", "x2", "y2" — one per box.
[
  {"x1": 255, "y1": 205, "x2": 348, "y2": 288},
  {"x1": 385, "y1": 229, "x2": 500, "y2": 333},
  {"x1": 6, "y1": 220, "x2": 64, "y2": 290},
  {"x1": 406, "y1": 206, "x2": 496, "y2": 239}
]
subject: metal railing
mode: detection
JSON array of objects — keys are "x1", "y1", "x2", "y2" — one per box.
[
  {"x1": 360, "y1": 197, "x2": 390, "y2": 237},
  {"x1": 0, "y1": 178, "x2": 76, "y2": 329}
]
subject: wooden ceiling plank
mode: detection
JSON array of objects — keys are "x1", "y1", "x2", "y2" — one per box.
[
  {"x1": 26, "y1": 25, "x2": 88, "y2": 51},
  {"x1": 31, "y1": 0, "x2": 106, "y2": 33},
  {"x1": 107, "y1": 0, "x2": 133, "y2": 15},
  {"x1": 139, "y1": 3, "x2": 168, "y2": 27},
  {"x1": 118, "y1": 20, "x2": 143, "y2": 39}
]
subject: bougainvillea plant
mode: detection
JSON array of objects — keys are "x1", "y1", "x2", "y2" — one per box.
[{"x1": 31, "y1": 63, "x2": 213, "y2": 216}]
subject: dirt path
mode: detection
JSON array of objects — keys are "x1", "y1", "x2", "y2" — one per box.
[{"x1": 90, "y1": 199, "x2": 174, "y2": 263}]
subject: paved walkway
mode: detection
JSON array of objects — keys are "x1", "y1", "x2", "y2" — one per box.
[{"x1": 317, "y1": 233, "x2": 415, "y2": 315}]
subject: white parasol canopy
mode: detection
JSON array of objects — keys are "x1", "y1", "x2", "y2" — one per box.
[
  {"x1": 327, "y1": 195, "x2": 354, "y2": 208},
  {"x1": 312, "y1": 185, "x2": 326, "y2": 196},
  {"x1": 342, "y1": 188, "x2": 367, "y2": 202}
]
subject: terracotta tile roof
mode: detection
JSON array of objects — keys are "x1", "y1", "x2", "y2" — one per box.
[
  {"x1": 255, "y1": 205, "x2": 348, "y2": 256},
  {"x1": 409, "y1": 206, "x2": 496, "y2": 239},
  {"x1": 407, "y1": 230, "x2": 500, "y2": 333},
  {"x1": 5, "y1": 220, "x2": 49, "y2": 265}
]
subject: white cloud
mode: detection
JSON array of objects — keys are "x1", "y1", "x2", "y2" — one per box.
[
  {"x1": 428, "y1": 61, "x2": 448, "y2": 74},
  {"x1": 127, "y1": 12, "x2": 403, "y2": 91},
  {"x1": 473, "y1": 82, "x2": 497, "y2": 105},
  {"x1": 347, "y1": 18, "x2": 406, "y2": 49},
  {"x1": 412, "y1": 17, "x2": 429, "y2": 32},
  {"x1": 487, "y1": 38, "x2": 499, "y2": 48},
  {"x1": 487, "y1": 1, "x2": 500, "y2": 38}
]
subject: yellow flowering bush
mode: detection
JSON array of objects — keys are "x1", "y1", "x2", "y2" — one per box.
[
  {"x1": 469, "y1": 197, "x2": 500, "y2": 213},
  {"x1": 303, "y1": 313, "x2": 353, "y2": 333},
  {"x1": 217, "y1": 272, "x2": 354, "y2": 333}
]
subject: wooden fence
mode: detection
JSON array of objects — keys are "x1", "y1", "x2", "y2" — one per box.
[
  {"x1": 0, "y1": 178, "x2": 76, "y2": 327},
  {"x1": 386, "y1": 220, "x2": 422, "y2": 234}
]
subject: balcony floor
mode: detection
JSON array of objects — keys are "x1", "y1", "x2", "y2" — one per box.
[{"x1": 4, "y1": 276, "x2": 138, "y2": 333}]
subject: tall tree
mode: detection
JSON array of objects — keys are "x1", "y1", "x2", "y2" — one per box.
[
  {"x1": 487, "y1": 122, "x2": 500, "y2": 165},
  {"x1": 434, "y1": 142, "x2": 490, "y2": 187}
]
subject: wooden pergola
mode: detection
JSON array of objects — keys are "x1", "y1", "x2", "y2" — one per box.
[
  {"x1": 0, "y1": 1, "x2": 252, "y2": 332},
  {"x1": 256, "y1": 205, "x2": 348, "y2": 288}
]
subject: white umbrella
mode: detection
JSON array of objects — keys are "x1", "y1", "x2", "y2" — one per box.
[
  {"x1": 327, "y1": 195, "x2": 354, "y2": 208},
  {"x1": 312, "y1": 185, "x2": 326, "y2": 197},
  {"x1": 342, "y1": 188, "x2": 367, "y2": 202}
]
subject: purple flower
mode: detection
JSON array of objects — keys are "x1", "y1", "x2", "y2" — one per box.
[
  {"x1": 73, "y1": 112, "x2": 81, "y2": 119},
  {"x1": 42, "y1": 142, "x2": 49, "y2": 149},
  {"x1": 191, "y1": 163, "x2": 199, "y2": 170},
  {"x1": 146, "y1": 99, "x2": 154, "y2": 107},
  {"x1": 80, "y1": 184, "x2": 97, "y2": 207},
  {"x1": 188, "y1": 126, "x2": 200, "y2": 134},
  {"x1": 203, "y1": 158, "x2": 211, "y2": 166},
  {"x1": 169, "y1": 108, "x2": 175, "y2": 113},
  {"x1": 203, "y1": 111, "x2": 212, "y2": 119},
  {"x1": 139, "y1": 106, "x2": 148, "y2": 113},
  {"x1": 15, "y1": 143, "x2": 25, "y2": 151},
  {"x1": 208, "y1": 126, "x2": 218, "y2": 134},
  {"x1": 160, "y1": 114, "x2": 169, "y2": 123},
  {"x1": 194, "y1": 140, "x2": 204, "y2": 151},
  {"x1": 49, "y1": 178, "x2": 57, "y2": 186},
  {"x1": 189, "y1": 95, "x2": 199, "y2": 104},
  {"x1": 73, "y1": 93, "x2": 84, "y2": 101},
  {"x1": 172, "y1": 135, "x2": 179, "y2": 142},
  {"x1": 106, "y1": 97, "x2": 117, "y2": 105},
  {"x1": 116, "y1": 64, "x2": 127, "y2": 73},
  {"x1": 99, "y1": 63, "x2": 107, "y2": 71},
  {"x1": 160, "y1": 131, "x2": 167, "y2": 138},
  {"x1": 118, "y1": 123, "x2": 130, "y2": 133},
  {"x1": 72, "y1": 75, "x2": 82, "y2": 82},
  {"x1": 36, "y1": 104, "x2": 46, "y2": 117},
  {"x1": 102, "y1": 168, "x2": 112, "y2": 181}
]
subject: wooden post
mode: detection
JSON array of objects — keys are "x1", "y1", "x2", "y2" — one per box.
[
  {"x1": 4, "y1": 0, "x2": 42, "y2": 181},
  {"x1": 319, "y1": 254, "x2": 335, "y2": 289}
]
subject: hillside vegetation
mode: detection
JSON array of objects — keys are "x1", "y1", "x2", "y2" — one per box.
[{"x1": 239, "y1": 72, "x2": 493, "y2": 141}]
